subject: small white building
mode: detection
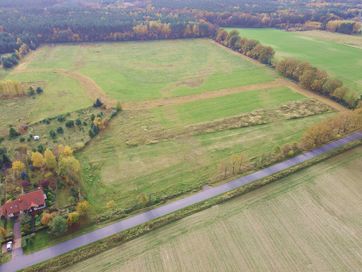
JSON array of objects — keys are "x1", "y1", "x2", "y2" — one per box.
[{"x1": 33, "y1": 135, "x2": 40, "y2": 141}]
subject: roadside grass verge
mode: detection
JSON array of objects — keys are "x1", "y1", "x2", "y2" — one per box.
[{"x1": 21, "y1": 137, "x2": 362, "y2": 272}]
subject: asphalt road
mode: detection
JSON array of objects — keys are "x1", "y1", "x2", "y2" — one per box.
[{"x1": 1, "y1": 131, "x2": 361, "y2": 272}]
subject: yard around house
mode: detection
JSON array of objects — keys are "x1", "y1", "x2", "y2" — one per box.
[
  {"x1": 228, "y1": 28, "x2": 362, "y2": 96},
  {"x1": 0, "y1": 38, "x2": 336, "y2": 253},
  {"x1": 63, "y1": 145, "x2": 362, "y2": 272}
]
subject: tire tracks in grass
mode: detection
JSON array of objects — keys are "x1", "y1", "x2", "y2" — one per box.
[{"x1": 55, "y1": 69, "x2": 117, "y2": 107}]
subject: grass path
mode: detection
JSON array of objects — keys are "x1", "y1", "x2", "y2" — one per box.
[{"x1": 56, "y1": 69, "x2": 116, "y2": 106}]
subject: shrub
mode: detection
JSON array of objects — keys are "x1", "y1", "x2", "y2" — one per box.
[
  {"x1": 56, "y1": 127, "x2": 64, "y2": 134},
  {"x1": 37, "y1": 144, "x2": 45, "y2": 153},
  {"x1": 57, "y1": 115, "x2": 65, "y2": 122},
  {"x1": 75, "y1": 119, "x2": 82, "y2": 126},
  {"x1": 1, "y1": 54, "x2": 18, "y2": 69},
  {"x1": 21, "y1": 180, "x2": 31, "y2": 188},
  {"x1": 9, "y1": 127, "x2": 20, "y2": 139},
  {"x1": 36, "y1": 87, "x2": 43, "y2": 94},
  {"x1": 93, "y1": 98, "x2": 103, "y2": 108},
  {"x1": 40, "y1": 180, "x2": 49, "y2": 188},
  {"x1": 76, "y1": 200, "x2": 90, "y2": 217},
  {"x1": 65, "y1": 120, "x2": 75, "y2": 128},
  {"x1": 0, "y1": 137, "x2": 4, "y2": 143},
  {"x1": 20, "y1": 137, "x2": 25, "y2": 142},
  {"x1": 89, "y1": 124, "x2": 99, "y2": 138},
  {"x1": 49, "y1": 130, "x2": 57, "y2": 139},
  {"x1": 49, "y1": 216, "x2": 68, "y2": 236},
  {"x1": 116, "y1": 101, "x2": 122, "y2": 112},
  {"x1": 27, "y1": 87, "x2": 35, "y2": 96},
  {"x1": 111, "y1": 110, "x2": 118, "y2": 118},
  {"x1": 42, "y1": 118, "x2": 51, "y2": 125},
  {"x1": 21, "y1": 171, "x2": 28, "y2": 180}
]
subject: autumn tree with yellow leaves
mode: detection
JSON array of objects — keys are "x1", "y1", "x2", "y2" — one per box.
[
  {"x1": 12, "y1": 160, "x2": 25, "y2": 174},
  {"x1": 31, "y1": 152, "x2": 45, "y2": 168},
  {"x1": 44, "y1": 149, "x2": 57, "y2": 170}
]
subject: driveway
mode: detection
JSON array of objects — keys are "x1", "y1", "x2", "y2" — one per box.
[
  {"x1": 12, "y1": 218, "x2": 23, "y2": 258},
  {"x1": 1, "y1": 131, "x2": 361, "y2": 272}
]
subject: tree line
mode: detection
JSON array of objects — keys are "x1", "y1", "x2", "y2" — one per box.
[
  {"x1": 326, "y1": 20, "x2": 361, "y2": 35},
  {"x1": 0, "y1": 31, "x2": 39, "y2": 69},
  {"x1": 300, "y1": 109, "x2": 362, "y2": 150},
  {"x1": 217, "y1": 109, "x2": 362, "y2": 182},
  {"x1": 215, "y1": 29, "x2": 275, "y2": 65},
  {"x1": 276, "y1": 59, "x2": 360, "y2": 109}
]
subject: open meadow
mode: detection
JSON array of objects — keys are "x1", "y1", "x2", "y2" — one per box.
[
  {"x1": 64, "y1": 145, "x2": 362, "y2": 272},
  {"x1": 229, "y1": 28, "x2": 362, "y2": 95},
  {"x1": 0, "y1": 39, "x2": 335, "y2": 235},
  {"x1": 3, "y1": 39, "x2": 277, "y2": 102},
  {"x1": 1, "y1": 1, "x2": 362, "y2": 271}
]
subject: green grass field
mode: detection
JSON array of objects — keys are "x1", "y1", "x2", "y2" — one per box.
[
  {"x1": 65, "y1": 146, "x2": 362, "y2": 272},
  {"x1": 229, "y1": 28, "x2": 362, "y2": 95},
  {"x1": 79, "y1": 110, "x2": 332, "y2": 215},
  {"x1": 0, "y1": 71, "x2": 92, "y2": 129},
  {"x1": 153, "y1": 87, "x2": 305, "y2": 126},
  {"x1": 5, "y1": 39, "x2": 276, "y2": 102},
  {"x1": 0, "y1": 39, "x2": 334, "y2": 244}
]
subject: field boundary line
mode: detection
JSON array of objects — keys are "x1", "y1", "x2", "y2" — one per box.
[{"x1": 2, "y1": 131, "x2": 362, "y2": 272}]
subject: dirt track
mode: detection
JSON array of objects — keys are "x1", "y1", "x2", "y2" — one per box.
[{"x1": 55, "y1": 69, "x2": 117, "y2": 106}]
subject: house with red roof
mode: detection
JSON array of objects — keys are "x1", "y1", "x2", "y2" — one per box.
[{"x1": 0, "y1": 189, "x2": 47, "y2": 219}]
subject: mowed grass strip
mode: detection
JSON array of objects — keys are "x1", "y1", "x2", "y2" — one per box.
[
  {"x1": 153, "y1": 87, "x2": 305, "y2": 125},
  {"x1": 8, "y1": 39, "x2": 276, "y2": 102},
  {"x1": 65, "y1": 146, "x2": 362, "y2": 272},
  {"x1": 228, "y1": 28, "x2": 362, "y2": 95}
]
